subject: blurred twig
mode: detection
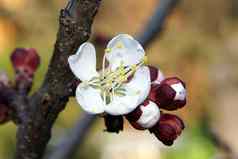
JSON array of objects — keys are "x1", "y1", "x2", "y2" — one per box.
[
  {"x1": 46, "y1": 114, "x2": 95, "y2": 159},
  {"x1": 136, "y1": 0, "x2": 179, "y2": 47},
  {"x1": 201, "y1": 113, "x2": 238, "y2": 159},
  {"x1": 47, "y1": 0, "x2": 179, "y2": 159}
]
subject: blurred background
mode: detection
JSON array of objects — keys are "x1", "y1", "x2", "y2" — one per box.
[{"x1": 1, "y1": 0, "x2": 238, "y2": 158}]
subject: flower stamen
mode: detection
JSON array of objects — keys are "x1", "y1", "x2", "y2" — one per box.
[{"x1": 88, "y1": 54, "x2": 148, "y2": 105}]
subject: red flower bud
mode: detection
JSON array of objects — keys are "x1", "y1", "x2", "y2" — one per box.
[
  {"x1": 148, "y1": 66, "x2": 165, "y2": 84},
  {"x1": 10, "y1": 48, "x2": 40, "y2": 93},
  {"x1": 126, "y1": 100, "x2": 160, "y2": 130},
  {"x1": 11, "y1": 48, "x2": 40, "y2": 76},
  {"x1": 148, "y1": 77, "x2": 186, "y2": 110},
  {"x1": 150, "y1": 113, "x2": 185, "y2": 146},
  {"x1": 147, "y1": 84, "x2": 160, "y2": 102},
  {"x1": 126, "y1": 104, "x2": 145, "y2": 130},
  {"x1": 94, "y1": 33, "x2": 111, "y2": 46},
  {"x1": 104, "y1": 115, "x2": 123, "y2": 133}
]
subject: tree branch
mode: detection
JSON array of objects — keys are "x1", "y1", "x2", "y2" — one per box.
[
  {"x1": 14, "y1": 0, "x2": 101, "y2": 159},
  {"x1": 0, "y1": 84, "x2": 17, "y2": 107},
  {"x1": 47, "y1": 0, "x2": 180, "y2": 158},
  {"x1": 0, "y1": 83, "x2": 27, "y2": 123}
]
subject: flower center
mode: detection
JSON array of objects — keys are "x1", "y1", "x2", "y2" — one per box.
[{"x1": 87, "y1": 54, "x2": 148, "y2": 105}]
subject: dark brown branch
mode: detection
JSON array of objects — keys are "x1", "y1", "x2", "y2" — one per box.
[
  {"x1": 0, "y1": 83, "x2": 30, "y2": 125},
  {"x1": 47, "y1": 0, "x2": 179, "y2": 158},
  {"x1": 14, "y1": 0, "x2": 101, "y2": 159}
]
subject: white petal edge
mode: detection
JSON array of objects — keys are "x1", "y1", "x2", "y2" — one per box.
[
  {"x1": 137, "y1": 101, "x2": 160, "y2": 128},
  {"x1": 105, "y1": 66, "x2": 151, "y2": 115},
  {"x1": 68, "y1": 42, "x2": 98, "y2": 81},
  {"x1": 105, "y1": 34, "x2": 145, "y2": 70},
  {"x1": 76, "y1": 84, "x2": 105, "y2": 114},
  {"x1": 171, "y1": 83, "x2": 186, "y2": 101}
]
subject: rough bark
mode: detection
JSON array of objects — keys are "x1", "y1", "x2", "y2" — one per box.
[{"x1": 12, "y1": 0, "x2": 101, "y2": 159}]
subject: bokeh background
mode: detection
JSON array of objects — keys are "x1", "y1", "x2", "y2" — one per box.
[{"x1": 1, "y1": 0, "x2": 238, "y2": 159}]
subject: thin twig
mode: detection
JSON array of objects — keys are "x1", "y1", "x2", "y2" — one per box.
[
  {"x1": 136, "y1": 0, "x2": 179, "y2": 47},
  {"x1": 201, "y1": 113, "x2": 237, "y2": 159},
  {"x1": 46, "y1": 114, "x2": 95, "y2": 159}
]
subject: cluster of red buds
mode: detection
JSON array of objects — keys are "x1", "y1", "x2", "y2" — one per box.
[
  {"x1": 128, "y1": 66, "x2": 186, "y2": 145},
  {"x1": 104, "y1": 65, "x2": 186, "y2": 146},
  {"x1": 0, "y1": 48, "x2": 40, "y2": 124}
]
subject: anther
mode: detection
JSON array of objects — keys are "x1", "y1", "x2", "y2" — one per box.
[
  {"x1": 116, "y1": 42, "x2": 124, "y2": 49},
  {"x1": 105, "y1": 48, "x2": 111, "y2": 53}
]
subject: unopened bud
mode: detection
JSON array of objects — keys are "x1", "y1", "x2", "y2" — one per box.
[
  {"x1": 150, "y1": 113, "x2": 185, "y2": 146},
  {"x1": 148, "y1": 66, "x2": 165, "y2": 84},
  {"x1": 94, "y1": 33, "x2": 111, "y2": 46},
  {"x1": 104, "y1": 114, "x2": 123, "y2": 133},
  {"x1": 10, "y1": 48, "x2": 40, "y2": 92},
  {"x1": 148, "y1": 77, "x2": 186, "y2": 110},
  {"x1": 11, "y1": 48, "x2": 40, "y2": 75},
  {"x1": 126, "y1": 100, "x2": 160, "y2": 130}
]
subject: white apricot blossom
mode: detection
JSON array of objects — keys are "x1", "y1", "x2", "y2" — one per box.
[{"x1": 68, "y1": 34, "x2": 151, "y2": 115}]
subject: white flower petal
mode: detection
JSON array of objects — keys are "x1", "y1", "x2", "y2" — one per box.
[
  {"x1": 105, "y1": 34, "x2": 145, "y2": 70},
  {"x1": 126, "y1": 66, "x2": 151, "y2": 105},
  {"x1": 76, "y1": 84, "x2": 105, "y2": 114},
  {"x1": 137, "y1": 101, "x2": 160, "y2": 128},
  {"x1": 105, "y1": 66, "x2": 151, "y2": 115},
  {"x1": 68, "y1": 42, "x2": 98, "y2": 81}
]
